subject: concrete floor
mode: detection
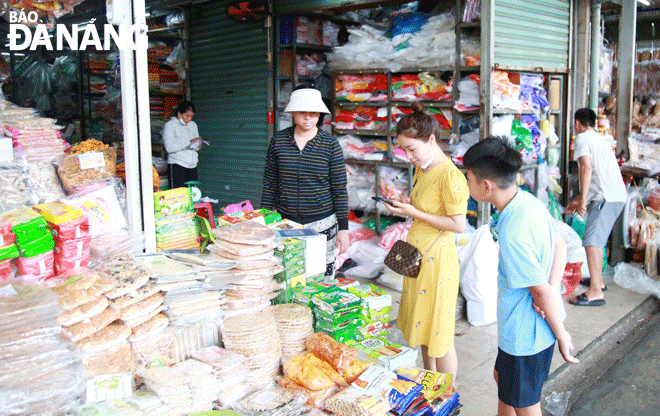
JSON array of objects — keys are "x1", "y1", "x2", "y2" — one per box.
[{"x1": 358, "y1": 268, "x2": 653, "y2": 416}]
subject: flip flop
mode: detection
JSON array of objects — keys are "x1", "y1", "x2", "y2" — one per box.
[
  {"x1": 569, "y1": 293, "x2": 606, "y2": 307},
  {"x1": 579, "y1": 278, "x2": 607, "y2": 291}
]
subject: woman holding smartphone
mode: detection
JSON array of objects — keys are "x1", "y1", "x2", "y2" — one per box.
[{"x1": 381, "y1": 102, "x2": 469, "y2": 375}]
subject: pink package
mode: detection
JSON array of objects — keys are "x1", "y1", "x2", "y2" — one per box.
[
  {"x1": 16, "y1": 250, "x2": 54, "y2": 281},
  {"x1": 0, "y1": 219, "x2": 11, "y2": 235},
  {"x1": 223, "y1": 200, "x2": 254, "y2": 215},
  {"x1": 51, "y1": 215, "x2": 90, "y2": 241},
  {"x1": 0, "y1": 259, "x2": 15, "y2": 281},
  {"x1": 53, "y1": 254, "x2": 90, "y2": 275},
  {"x1": 54, "y1": 235, "x2": 92, "y2": 259},
  {"x1": 0, "y1": 232, "x2": 16, "y2": 246}
]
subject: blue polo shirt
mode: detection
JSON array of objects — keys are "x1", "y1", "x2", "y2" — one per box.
[{"x1": 495, "y1": 190, "x2": 565, "y2": 356}]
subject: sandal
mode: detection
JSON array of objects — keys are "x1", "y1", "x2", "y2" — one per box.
[{"x1": 569, "y1": 293, "x2": 606, "y2": 307}]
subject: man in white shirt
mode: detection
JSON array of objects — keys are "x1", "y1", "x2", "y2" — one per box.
[{"x1": 566, "y1": 108, "x2": 626, "y2": 307}]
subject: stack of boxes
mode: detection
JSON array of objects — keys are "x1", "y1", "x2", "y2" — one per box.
[
  {"x1": 348, "y1": 284, "x2": 393, "y2": 340},
  {"x1": 153, "y1": 188, "x2": 199, "y2": 251},
  {"x1": 0, "y1": 206, "x2": 55, "y2": 281},
  {"x1": 215, "y1": 208, "x2": 281, "y2": 227},
  {"x1": 272, "y1": 237, "x2": 307, "y2": 304},
  {"x1": 33, "y1": 202, "x2": 91, "y2": 275},
  {"x1": 310, "y1": 286, "x2": 363, "y2": 343}
]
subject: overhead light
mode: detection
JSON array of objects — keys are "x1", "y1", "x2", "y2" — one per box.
[{"x1": 637, "y1": 0, "x2": 651, "y2": 6}]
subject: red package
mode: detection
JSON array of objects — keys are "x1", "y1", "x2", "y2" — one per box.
[
  {"x1": 0, "y1": 232, "x2": 16, "y2": 246},
  {"x1": 51, "y1": 215, "x2": 90, "y2": 241},
  {"x1": 0, "y1": 218, "x2": 10, "y2": 235},
  {"x1": 561, "y1": 262, "x2": 583, "y2": 296},
  {"x1": 54, "y1": 254, "x2": 90, "y2": 275},
  {"x1": 54, "y1": 235, "x2": 92, "y2": 259},
  {"x1": 0, "y1": 259, "x2": 15, "y2": 281},
  {"x1": 16, "y1": 250, "x2": 54, "y2": 281}
]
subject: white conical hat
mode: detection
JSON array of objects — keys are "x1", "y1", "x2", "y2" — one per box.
[{"x1": 284, "y1": 88, "x2": 330, "y2": 113}]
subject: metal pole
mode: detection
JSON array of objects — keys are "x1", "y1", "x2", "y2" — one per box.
[
  {"x1": 615, "y1": 0, "x2": 636, "y2": 160},
  {"x1": 133, "y1": 0, "x2": 156, "y2": 252},
  {"x1": 589, "y1": 0, "x2": 601, "y2": 111},
  {"x1": 117, "y1": 10, "x2": 142, "y2": 236}
]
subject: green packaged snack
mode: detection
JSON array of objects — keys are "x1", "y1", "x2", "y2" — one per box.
[
  {"x1": 274, "y1": 248, "x2": 305, "y2": 263},
  {"x1": 357, "y1": 321, "x2": 391, "y2": 340},
  {"x1": 318, "y1": 321, "x2": 363, "y2": 343},
  {"x1": 305, "y1": 273, "x2": 325, "y2": 284},
  {"x1": 18, "y1": 233, "x2": 55, "y2": 258},
  {"x1": 290, "y1": 283, "x2": 328, "y2": 306},
  {"x1": 311, "y1": 286, "x2": 361, "y2": 315},
  {"x1": 313, "y1": 305, "x2": 361, "y2": 326},
  {"x1": 253, "y1": 208, "x2": 282, "y2": 224},
  {"x1": 348, "y1": 284, "x2": 393, "y2": 311},
  {"x1": 314, "y1": 316, "x2": 362, "y2": 333},
  {"x1": 279, "y1": 255, "x2": 305, "y2": 271},
  {"x1": 0, "y1": 244, "x2": 19, "y2": 260},
  {"x1": 361, "y1": 306, "x2": 393, "y2": 324},
  {"x1": 274, "y1": 264, "x2": 305, "y2": 280},
  {"x1": 274, "y1": 237, "x2": 306, "y2": 252}
]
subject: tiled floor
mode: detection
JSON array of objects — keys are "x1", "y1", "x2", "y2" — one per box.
[{"x1": 358, "y1": 270, "x2": 650, "y2": 416}]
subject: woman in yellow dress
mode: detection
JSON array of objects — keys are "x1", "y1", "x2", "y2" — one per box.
[{"x1": 381, "y1": 102, "x2": 469, "y2": 375}]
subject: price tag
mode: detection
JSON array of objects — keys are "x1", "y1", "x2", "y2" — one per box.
[{"x1": 78, "y1": 152, "x2": 105, "y2": 170}]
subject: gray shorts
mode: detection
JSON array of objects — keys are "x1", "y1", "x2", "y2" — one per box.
[{"x1": 583, "y1": 201, "x2": 625, "y2": 247}]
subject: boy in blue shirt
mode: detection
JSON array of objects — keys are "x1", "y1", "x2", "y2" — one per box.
[{"x1": 463, "y1": 138, "x2": 579, "y2": 416}]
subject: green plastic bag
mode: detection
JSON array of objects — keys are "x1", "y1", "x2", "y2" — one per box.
[
  {"x1": 511, "y1": 120, "x2": 533, "y2": 151},
  {"x1": 547, "y1": 192, "x2": 562, "y2": 221}
]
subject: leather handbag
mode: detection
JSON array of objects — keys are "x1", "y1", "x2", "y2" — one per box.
[{"x1": 384, "y1": 233, "x2": 443, "y2": 278}]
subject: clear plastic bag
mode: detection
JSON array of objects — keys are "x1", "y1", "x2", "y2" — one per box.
[{"x1": 613, "y1": 262, "x2": 660, "y2": 298}]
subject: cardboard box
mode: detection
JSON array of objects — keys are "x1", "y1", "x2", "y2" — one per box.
[
  {"x1": 274, "y1": 228, "x2": 327, "y2": 277},
  {"x1": 549, "y1": 79, "x2": 561, "y2": 111}
]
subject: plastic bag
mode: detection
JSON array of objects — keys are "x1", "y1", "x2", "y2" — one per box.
[
  {"x1": 457, "y1": 224, "x2": 498, "y2": 326},
  {"x1": 561, "y1": 262, "x2": 583, "y2": 296},
  {"x1": 613, "y1": 262, "x2": 660, "y2": 298}
]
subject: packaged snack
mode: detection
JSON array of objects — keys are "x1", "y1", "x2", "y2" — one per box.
[
  {"x1": 347, "y1": 284, "x2": 393, "y2": 311},
  {"x1": 0, "y1": 243, "x2": 19, "y2": 261},
  {"x1": 57, "y1": 147, "x2": 116, "y2": 193},
  {"x1": 57, "y1": 295, "x2": 109, "y2": 326},
  {"x1": 54, "y1": 254, "x2": 90, "y2": 275},
  {"x1": 283, "y1": 352, "x2": 348, "y2": 390},
  {"x1": 18, "y1": 233, "x2": 55, "y2": 258},
  {"x1": 82, "y1": 340, "x2": 135, "y2": 378},
  {"x1": 154, "y1": 187, "x2": 193, "y2": 218},
  {"x1": 54, "y1": 235, "x2": 92, "y2": 259},
  {"x1": 62, "y1": 306, "x2": 121, "y2": 342},
  {"x1": 15, "y1": 250, "x2": 54, "y2": 281},
  {"x1": 52, "y1": 268, "x2": 116, "y2": 311},
  {"x1": 290, "y1": 283, "x2": 328, "y2": 306},
  {"x1": 66, "y1": 184, "x2": 127, "y2": 235},
  {"x1": 311, "y1": 286, "x2": 362, "y2": 314},
  {"x1": 0, "y1": 231, "x2": 17, "y2": 246},
  {"x1": 32, "y1": 201, "x2": 84, "y2": 225},
  {"x1": 346, "y1": 337, "x2": 419, "y2": 371},
  {"x1": 0, "y1": 259, "x2": 15, "y2": 280},
  {"x1": 0, "y1": 206, "x2": 49, "y2": 244},
  {"x1": 396, "y1": 367, "x2": 455, "y2": 402},
  {"x1": 351, "y1": 365, "x2": 423, "y2": 414},
  {"x1": 305, "y1": 332, "x2": 370, "y2": 383}
]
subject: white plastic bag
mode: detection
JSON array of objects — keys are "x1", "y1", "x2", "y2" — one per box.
[
  {"x1": 457, "y1": 224, "x2": 498, "y2": 326},
  {"x1": 613, "y1": 262, "x2": 660, "y2": 298}
]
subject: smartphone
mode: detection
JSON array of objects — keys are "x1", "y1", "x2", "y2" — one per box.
[{"x1": 371, "y1": 196, "x2": 394, "y2": 205}]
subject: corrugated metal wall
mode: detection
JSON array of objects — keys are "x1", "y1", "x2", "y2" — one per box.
[
  {"x1": 188, "y1": 1, "x2": 269, "y2": 207},
  {"x1": 273, "y1": 0, "x2": 383, "y2": 14},
  {"x1": 493, "y1": 0, "x2": 570, "y2": 71}
]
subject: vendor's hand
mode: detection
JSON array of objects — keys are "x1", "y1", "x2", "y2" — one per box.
[
  {"x1": 382, "y1": 199, "x2": 417, "y2": 218},
  {"x1": 336, "y1": 229, "x2": 350, "y2": 255},
  {"x1": 566, "y1": 198, "x2": 587, "y2": 216}
]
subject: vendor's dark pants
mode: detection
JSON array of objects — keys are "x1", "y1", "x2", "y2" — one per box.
[{"x1": 169, "y1": 164, "x2": 198, "y2": 189}]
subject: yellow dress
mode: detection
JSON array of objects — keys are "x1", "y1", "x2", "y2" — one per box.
[{"x1": 396, "y1": 159, "x2": 469, "y2": 358}]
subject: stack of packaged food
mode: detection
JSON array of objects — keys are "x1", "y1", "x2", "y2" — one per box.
[
  {"x1": 153, "y1": 188, "x2": 199, "y2": 251},
  {"x1": 310, "y1": 286, "x2": 363, "y2": 343},
  {"x1": 134, "y1": 253, "x2": 225, "y2": 325},
  {"x1": 190, "y1": 345, "x2": 252, "y2": 408},
  {"x1": 33, "y1": 201, "x2": 91, "y2": 275},
  {"x1": 272, "y1": 236, "x2": 307, "y2": 303},
  {"x1": 347, "y1": 283, "x2": 393, "y2": 340},
  {"x1": 138, "y1": 359, "x2": 223, "y2": 416},
  {"x1": 0, "y1": 206, "x2": 55, "y2": 282},
  {"x1": 210, "y1": 221, "x2": 283, "y2": 317},
  {"x1": 220, "y1": 309, "x2": 282, "y2": 390},
  {"x1": 0, "y1": 281, "x2": 85, "y2": 415},
  {"x1": 2, "y1": 105, "x2": 67, "y2": 163},
  {"x1": 271, "y1": 303, "x2": 314, "y2": 356}
]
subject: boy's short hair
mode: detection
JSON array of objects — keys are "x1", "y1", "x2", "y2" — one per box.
[
  {"x1": 574, "y1": 108, "x2": 597, "y2": 127},
  {"x1": 463, "y1": 137, "x2": 522, "y2": 188}
]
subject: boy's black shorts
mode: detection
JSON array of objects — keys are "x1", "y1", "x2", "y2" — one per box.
[{"x1": 495, "y1": 343, "x2": 554, "y2": 409}]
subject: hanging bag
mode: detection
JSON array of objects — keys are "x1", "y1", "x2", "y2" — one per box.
[{"x1": 384, "y1": 232, "x2": 442, "y2": 278}]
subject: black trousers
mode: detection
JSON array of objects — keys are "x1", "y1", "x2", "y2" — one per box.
[{"x1": 168, "y1": 163, "x2": 198, "y2": 189}]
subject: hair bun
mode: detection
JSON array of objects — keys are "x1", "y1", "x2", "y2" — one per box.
[{"x1": 411, "y1": 101, "x2": 426, "y2": 113}]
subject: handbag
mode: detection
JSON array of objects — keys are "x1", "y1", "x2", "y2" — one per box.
[{"x1": 384, "y1": 233, "x2": 442, "y2": 278}]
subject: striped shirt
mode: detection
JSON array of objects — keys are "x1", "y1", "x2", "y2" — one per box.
[{"x1": 261, "y1": 127, "x2": 349, "y2": 230}]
